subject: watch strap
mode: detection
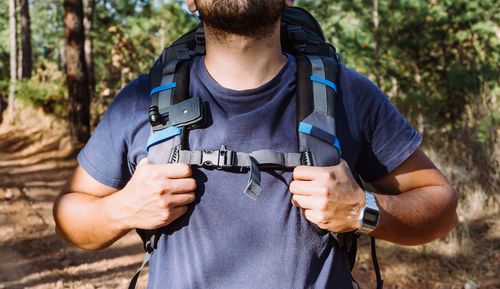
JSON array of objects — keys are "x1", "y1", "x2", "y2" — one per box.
[{"x1": 356, "y1": 191, "x2": 380, "y2": 235}]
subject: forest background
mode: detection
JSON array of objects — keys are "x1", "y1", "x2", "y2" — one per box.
[{"x1": 0, "y1": 0, "x2": 499, "y2": 288}]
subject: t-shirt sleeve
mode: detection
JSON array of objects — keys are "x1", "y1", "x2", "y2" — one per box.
[
  {"x1": 348, "y1": 69, "x2": 422, "y2": 182},
  {"x1": 77, "y1": 75, "x2": 149, "y2": 189}
]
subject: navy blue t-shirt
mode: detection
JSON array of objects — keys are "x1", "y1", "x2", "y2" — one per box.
[{"x1": 78, "y1": 55, "x2": 421, "y2": 288}]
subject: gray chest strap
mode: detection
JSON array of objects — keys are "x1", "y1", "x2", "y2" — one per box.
[{"x1": 169, "y1": 145, "x2": 313, "y2": 200}]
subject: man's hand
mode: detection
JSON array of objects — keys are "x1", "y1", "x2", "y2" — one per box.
[
  {"x1": 290, "y1": 160, "x2": 364, "y2": 233},
  {"x1": 54, "y1": 159, "x2": 197, "y2": 250},
  {"x1": 106, "y1": 159, "x2": 197, "y2": 231}
]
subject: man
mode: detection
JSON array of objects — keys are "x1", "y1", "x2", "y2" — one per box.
[{"x1": 53, "y1": 0, "x2": 458, "y2": 288}]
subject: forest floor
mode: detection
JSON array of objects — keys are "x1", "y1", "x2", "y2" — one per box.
[{"x1": 0, "y1": 114, "x2": 499, "y2": 289}]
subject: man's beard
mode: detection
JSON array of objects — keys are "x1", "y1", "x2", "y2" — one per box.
[{"x1": 195, "y1": 0, "x2": 285, "y2": 40}]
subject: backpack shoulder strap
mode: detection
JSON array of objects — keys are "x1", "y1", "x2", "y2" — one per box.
[
  {"x1": 295, "y1": 53, "x2": 366, "y2": 269},
  {"x1": 147, "y1": 59, "x2": 193, "y2": 163},
  {"x1": 135, "y1": 58, "x2": 194, "y2": 255},
  {"x1": 296, "y1": 54, "x2": 341, "y2": 167},
  {"x1": 296, "y1": 55, "x2": 382, "y2": 283}
]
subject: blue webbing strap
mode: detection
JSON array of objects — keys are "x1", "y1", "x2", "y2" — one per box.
[
  {"x1": 298, "y1": 122, "x2": 341, "y2": 155},
  {"x1": 310, "y1": 76, "x2": 337, "y2": 94},
  {"x1": 146, "y1": 126, "x2": 182, "y2": 152},
  {"x1": 150, "y1": 83, "x2": 177, "y2": 98}
]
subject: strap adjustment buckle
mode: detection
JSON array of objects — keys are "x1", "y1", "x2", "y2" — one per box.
[
  {"x1": 201, "y1": 145, "x2": 235, "y2": 168},
  {"x1": 301, "y1": 151, "x2": 313, "y2": 166}
]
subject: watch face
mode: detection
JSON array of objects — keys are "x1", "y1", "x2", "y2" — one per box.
[{"x1": 363, "y1": 208, "x2": 379, "y2": 227}]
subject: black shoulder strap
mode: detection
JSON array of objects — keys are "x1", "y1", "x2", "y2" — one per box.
[{"x1": 156, "y1": 24, "x2": 205, "y2": 64}]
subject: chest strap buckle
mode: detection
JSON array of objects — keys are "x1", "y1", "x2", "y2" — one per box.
[
  {"x1": 200, "y1": 145, "x2": 235, "y2": 168},
  {"x1": 169, "y1": 145, "x2": 235, "y2": 169}
]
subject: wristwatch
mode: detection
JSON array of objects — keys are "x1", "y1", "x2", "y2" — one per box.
[{"x1": 356, "y1": 191, "x2": 380, "y2": 235}]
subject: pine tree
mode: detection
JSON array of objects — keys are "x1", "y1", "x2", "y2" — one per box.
[
  {"x1": 64, "y1": 0, "x2": 90, "y2": 143},
  {"x1": 8, "y1": 0, "x2": 17, "y2": 124},
  {"x1": 20, "y1": 0, "x2": 32, "y2": 79}
]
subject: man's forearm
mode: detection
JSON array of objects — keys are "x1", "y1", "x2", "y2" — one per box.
[
  {"x1": 371, "y1": 185, "x2": 458, "y2": 245},
  {"x1": 54, "y1": 192, "x2": 130, "y2": 251}
]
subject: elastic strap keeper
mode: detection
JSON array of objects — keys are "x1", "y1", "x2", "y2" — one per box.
[
  {"x1": 310, "y1": 76, "x2": 337, "y2": 94},
  {"x1": 146, "y1": 126, "x2": 182, "y2": 152},
  {"x1": 298, "y1": 122, "x2": 341, "y2": 155},
  {"x1": 150, "y1": 82, "x2": 177, "y2": 97}
]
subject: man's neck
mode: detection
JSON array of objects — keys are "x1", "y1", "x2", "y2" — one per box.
[{"x1": 203, "y1": 22, "x2": 287, "y2": 91}]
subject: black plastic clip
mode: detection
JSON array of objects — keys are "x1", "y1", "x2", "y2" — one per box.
[
  {"x1": 152, "y1": 97, "x2": 208, "y2": 132},
  {"x1": 148, "y1": 106, "x2": 163, "y2": 127}
]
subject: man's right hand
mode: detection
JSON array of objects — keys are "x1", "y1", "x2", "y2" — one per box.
[{"x1": 106, "y1": 159, "x2": 197, "y2": 231}]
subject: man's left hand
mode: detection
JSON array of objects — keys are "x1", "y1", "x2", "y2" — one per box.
[{"x1": 290, "y1": 160, "x2": 365, "y2": 233}]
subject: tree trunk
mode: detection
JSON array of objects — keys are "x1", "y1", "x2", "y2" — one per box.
[
  {"x1": 64, "y1": 0, "x2": 90, "y2": 144},
  {"x1": 373, "y1": 0, "x2": 381, "y2": 88},
  {"x1": 20, "y1": 0, "x2": 32, "y2": 79},
  {"x1": 8, "y1": 0, "x2": 17, "y2": 124},
  {"x1": 84, "y1": 0, "x2": 95, "y2": 100}
]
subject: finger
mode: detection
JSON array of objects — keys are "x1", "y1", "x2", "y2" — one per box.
[
  {"x1": 169, "y1": 205, "x2": 189, "y2": 220},
  {"x1": 154, "y1": 206, "x2": 189, "y2": 227},
  {"x1": 290, "y1": 180, "x2": 330, "y2": 197},
  {"x1": 293, "y1": 166, "x2": 332, "y2": 181},
  {"x1": 153, "y1": 163, "x2": 193, "y2": 179},
  {"x1": 291, "y1": 194, "x2": 317, "y2": 210},
  {"x1": 162, "y1": 178, "x2": 197, "y2": 194},
  {"x1": 289, "y1": 180, "x2": 314, "y2": 196},
  {"x1": 302, "y1": 209, "x2": 320, "y2": 224},
  {"x1": 163, "y1": 192, "x2": 196, "y2": 207},
  {"x1": 137, "y1": 157, "x2": 148, "y2": 167}
]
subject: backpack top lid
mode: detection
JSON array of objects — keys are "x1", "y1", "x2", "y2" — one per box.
[{"x1": 154, "y1": 6, "x2": 337, "y2": 65}]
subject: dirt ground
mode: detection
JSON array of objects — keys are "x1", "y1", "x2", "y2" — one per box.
[{"x1": 0, "y1": 125, "x2": 498, "y2": 289}]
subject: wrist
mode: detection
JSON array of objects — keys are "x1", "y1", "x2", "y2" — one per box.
[{"x1": 101, "y1": 190, "x2": 133, "y2": 233}]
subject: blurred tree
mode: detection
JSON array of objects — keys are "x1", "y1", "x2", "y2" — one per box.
[
  {"x1": 20, "y1": 0, "x2": 32, "y2": 79},
  {"x1": 373, "y1": 0, "x2": 381, "y2": 88},
  {"x1": 90, "y1": 0, "x2": 197, "y2": 102},
  {"x1": 64, "y1": 0, "x2": 90, "y2": 143},
  {"x1": 84, "y1": 0, "x2": 95, "y2": 100},
  {"x1": 8, "y1": 0, "x2": 17, "y2": 124},
  {"x1": 0, "y1": 1, "x2": 10, "y2": 80}
]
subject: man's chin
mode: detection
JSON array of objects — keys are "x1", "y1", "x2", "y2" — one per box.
[{"x1": 197, "y1": 0, "x2": 284, "y2": 39}]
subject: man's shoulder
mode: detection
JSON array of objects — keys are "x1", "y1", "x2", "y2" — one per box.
[
  {"x1": 339, "y1": 64, "x2": 380, "y2": 94},
  {"x1": 107, "y1": 74, "x2": 150, "y2": 112}
]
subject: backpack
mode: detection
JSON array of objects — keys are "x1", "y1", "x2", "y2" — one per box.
[{"x1": 129, "y1": 7, "x2": 383, "y2": 289}]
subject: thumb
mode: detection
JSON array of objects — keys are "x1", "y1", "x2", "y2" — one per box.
[{"x1": 137, "y1": 158, "x2": 149, "y2": 167}]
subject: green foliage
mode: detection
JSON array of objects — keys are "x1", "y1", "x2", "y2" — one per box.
[
  {"x1": 298, "y1": 0, "x2": 500, "y2": 192},
  {"x1": 30, "y1": 2, "x2": 65, "y2": 72},
  {"x1": 0, "y1": 0, "x2": 497, "y2": 166},
  {"x1": 13, "y1": 60, "x2": 67, "y2": 116},
  {"x1": 91, "y1": 0, "x2": 198, "y2": 97},
  {"x1": 14, "y1": 78, "x2": 67, "y2": 116},
  {"x1": 298, "y1": 0, "x2": 500, "y2": 133},
  {"x1": 0, "y1": 0, "x2": 10, "y2": 81},
  {"x1": 0, "y1": 0, "x2": 198, "y2": 109}
]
